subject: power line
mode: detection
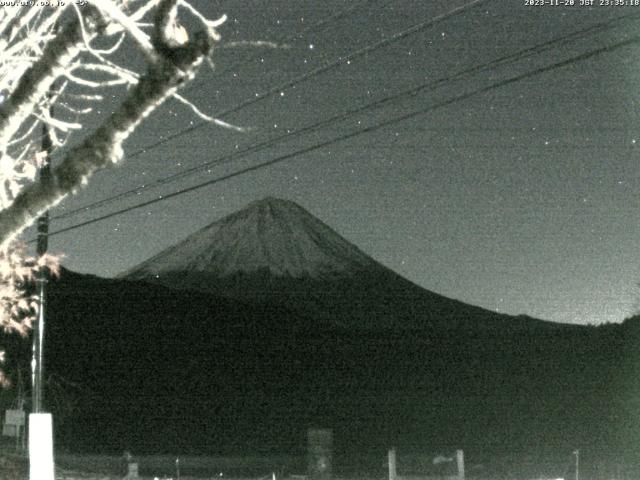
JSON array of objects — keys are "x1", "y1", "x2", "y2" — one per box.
[
  {"x1": 49, "y1": 0, "x2": 375, "y2": 166},
  {"x1": 52, "y1": 11, "x2": 640, "y2": 221},
  {"x1": 35, "y1": 33, "x2": 640, "y2": 242},
  {"x1": 52, "y1": 0, "x2": 489, "y2": 220},
  {"x1": 50, "y1": 1, "x2": 488, "y2": 223},
  {"x1": 54, "y1": 0, "x2": 487, "y2": 164}
]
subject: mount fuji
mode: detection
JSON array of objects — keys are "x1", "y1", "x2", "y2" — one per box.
[
  {"x1": 123, "y1": 196, "x2": 375, "y2": 280},
  {"x1": 121, "y1": 197, "x2": 553, "y2": 331}
]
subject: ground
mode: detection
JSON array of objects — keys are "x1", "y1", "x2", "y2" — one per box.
[{"x1": 0, "y1": 452, "x2": 118, "y2": 480}]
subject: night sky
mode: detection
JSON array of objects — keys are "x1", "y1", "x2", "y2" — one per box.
[{"x1": 36, "y1": 0, "x2": 640, "y2": 325}]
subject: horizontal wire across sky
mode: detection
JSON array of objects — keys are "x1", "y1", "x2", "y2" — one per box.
[{"x1": 41, "y1": 9, "x2": 640, "y2": 239}]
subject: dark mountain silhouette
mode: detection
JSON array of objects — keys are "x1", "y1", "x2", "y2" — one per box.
[
  {"x1": 121, "y1": 197, "x2": 564, "y2": 333},
  {"x1": 8, "y1": 197, "x2": 636, "y2": 477}
]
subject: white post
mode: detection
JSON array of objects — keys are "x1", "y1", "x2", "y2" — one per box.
[
  {"x1": 388, "y1": 448, "x2": 397, "y2": 480},
  {"x1": 126, "y1": 462, "x2": 139, "y2": 479},
  {"x1": 29, "y1": 413, "x2": 54, "y2": 480},
  {"x1": 456, "y1": 450, "x2": 464, "y2": 480}
]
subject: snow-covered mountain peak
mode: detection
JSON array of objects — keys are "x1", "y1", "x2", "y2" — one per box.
[{"x1": 123, "y1": 197, "x2": 377, "y2": 280}]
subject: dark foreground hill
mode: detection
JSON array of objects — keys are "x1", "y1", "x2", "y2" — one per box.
[{"x1": 30, "y1": 270, "x2": 639, "y2": 477}]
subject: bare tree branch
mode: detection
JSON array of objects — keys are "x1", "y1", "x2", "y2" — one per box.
[
  {"x1": 0, "y1": 6, "x2": 106, "y2": 153},
  {"x1": 0, "y1": 0, "x2": 227, "y2": 357},
  {"x1": 0, "y1": 19, "x2": 216, "y2": 247}
]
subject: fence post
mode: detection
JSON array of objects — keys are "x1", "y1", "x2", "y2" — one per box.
[
  {"x1": 307, "y1": 428, "x2": 333, "y2": 480},
  {"x1": 456, "y1": 450, "x2": 464, "y2": 480},
  {"x1": 388, "y1": 448, "x2": 397, "y2": 480}
]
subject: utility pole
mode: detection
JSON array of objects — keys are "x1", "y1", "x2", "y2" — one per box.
[
  {"x1": 32, "y1": 108, "x2": 52, "y2": 414},
  {"x1": 29, "y1": 98, "x2": 54, "y2": 480},
  {"x1": 574, "y1": 449, "x2": 580, "y2": 480}
]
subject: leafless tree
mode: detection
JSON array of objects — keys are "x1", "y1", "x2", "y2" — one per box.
[{"x1": 0, "y1": 0, "x2": 230, "y2": 380}]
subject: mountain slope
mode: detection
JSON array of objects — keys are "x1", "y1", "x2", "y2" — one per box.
[
  {"x1": 6, "y1": 268, "x2": 632, "y2": 472},
  {"x1": 122, "y1": 197, "x2": 563, "y2": 332},
  {"x1": 34, "y1": 268, "x2": 637, "y2": 469}
]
